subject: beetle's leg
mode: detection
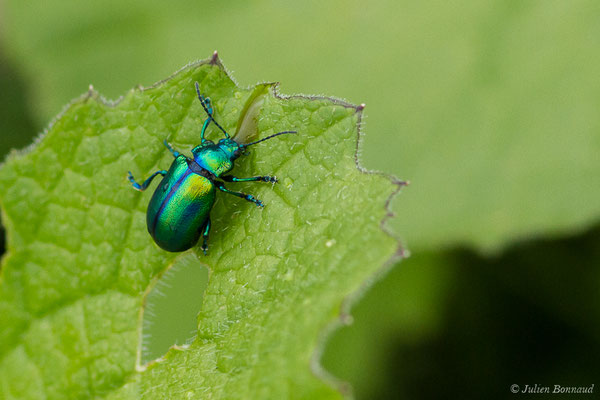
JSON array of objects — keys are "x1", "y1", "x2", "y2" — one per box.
[
  {"x1": 163, "y1": 140, "x2": 181, "y2": 158},
  {"x1": 195, "y1": 82, "x2": 214, "y2": 118},
  {"x1": 221, "y1": 175, "x2": 278, "y2": 184},
  {"x1": 200, "y1": 114, "x2": 211, "y2": 145},
  {"x1": 203, "y1": 97, "x2": 213, "y2": 117},
  {"x1": 215, "y1": 181, "x2": 264, "y2": 208},
  {"x1": 199, "y1": 96, "x2": 213, "y2": 145},
  {"x1": 128, "y1": 170, "x2": 167, "y2": 191},
  {"x1": 200, "y1": 218, "x2": 211, "y2": 255},
  {"x1": 195, "y1": 82, "x2": 230, "y2": 141}
]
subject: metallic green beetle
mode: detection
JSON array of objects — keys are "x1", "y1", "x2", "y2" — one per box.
[{"x1": 128, "y1": 82, "x2": 295, "y2": 253}]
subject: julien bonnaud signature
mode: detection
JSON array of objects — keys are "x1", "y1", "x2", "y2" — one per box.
[{"x1": 510, "y1": 384, "x2": 594, "y2": 394}]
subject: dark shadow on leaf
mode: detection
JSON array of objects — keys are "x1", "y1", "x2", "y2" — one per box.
[{"x1": 376, "y1": 225, "x2": 600, "y2": 400}]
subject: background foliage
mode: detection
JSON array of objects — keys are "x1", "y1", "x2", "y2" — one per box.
[{"x1": 1, "y1": 0, "x2": 599, "y2": 398}]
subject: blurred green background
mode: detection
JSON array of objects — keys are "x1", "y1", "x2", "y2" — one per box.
[{"x1": 1, "y1": 1, "x2": 598, "y2": 398}]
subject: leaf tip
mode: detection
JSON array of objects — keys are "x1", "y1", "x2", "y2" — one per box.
[
  {"x1": 210, "y1": 50, "x2": 220, "y2": 65},
  {"x1": 86, "y1": 84, "x2": 100, "y2": 100}
]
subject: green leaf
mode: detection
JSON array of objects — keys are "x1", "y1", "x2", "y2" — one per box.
[{"x1": 0, "y1": 58, "x2": 401, "y2": 399}]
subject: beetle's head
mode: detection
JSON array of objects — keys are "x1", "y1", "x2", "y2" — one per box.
[{"x1": 218, "y1": 138, "x2": 243, "y2": 160}]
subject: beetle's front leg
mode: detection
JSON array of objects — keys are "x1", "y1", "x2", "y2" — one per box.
[
  {"x1": 216, "y1": 181, "x2": 264, "y2": 208},
  {"x1": 128, "y1": 170, "x2": 167, "y2": 191},
  {"x1": 221, "y1": 175, "x2": 277, "y2": 184},
  {"x1": 195, "y1": 82, "x2": 217, "y2": 144}
]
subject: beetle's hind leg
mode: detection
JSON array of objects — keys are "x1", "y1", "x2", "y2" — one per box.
[
  {"x1": 128, "y1": 170, "x2": 167, "y2": 191},
  {"x1": 216, "y1": 181, "x2": 264, "y2": 208},
  {"x1": 199, "y1": 218, "x2": 212, "y2": 255},
  {"x1": 221, "y1": 175, "x2": 278, "y2": 184}
]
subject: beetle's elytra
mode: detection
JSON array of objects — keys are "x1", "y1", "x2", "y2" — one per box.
[{"x1": 128, "y1": 82, "x2": 295, "y2": 254}]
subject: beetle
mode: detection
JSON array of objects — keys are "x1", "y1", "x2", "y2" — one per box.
[{"x1": 128, "y1": 82, "x2": 295, "y2": 253}]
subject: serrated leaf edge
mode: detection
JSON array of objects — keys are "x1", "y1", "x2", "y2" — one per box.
[{"x1": 0, "y1": 52, "x2": 409, "y2": 399}]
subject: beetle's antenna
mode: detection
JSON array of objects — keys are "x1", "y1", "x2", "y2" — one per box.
[
  {"x1": 195, "y1": 82, "x2": 230, "y2": 138},
  {"x1": 241, "y1": 131, "x2": 297, "y2": 148}
]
